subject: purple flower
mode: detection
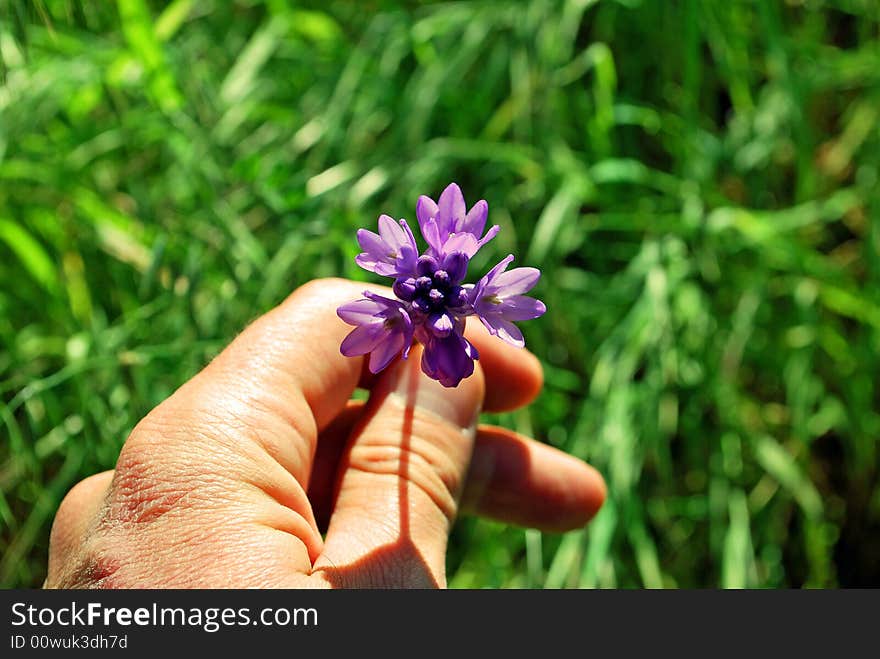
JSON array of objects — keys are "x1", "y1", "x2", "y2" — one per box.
[
  {"x1": 338, "y1": 183, "x2": 545, "y2": 387},
  {"x1": 470, "y1": 254, "x2": 546, "y2": 348}
]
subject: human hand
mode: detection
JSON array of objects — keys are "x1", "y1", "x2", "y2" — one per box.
[{"x1": 45, "y1": 279, "x2": 605, "y2": 588}]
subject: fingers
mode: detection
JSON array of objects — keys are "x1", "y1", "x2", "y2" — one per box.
[
  {"x1": 461, "y1": 426, "x2": 606, "y2": 531},
  {"x1": 309, "y1": 402, "x2": 605, "y2": 534},
  {"x1": 464, "y1": 317, "x2": 543, "y2": 412},
  {"x1": 46, "y1": 471, "x2": 113, "y2": 587},
  {"x1": 308, "y1": 401, "x2": 365, "y2": 532},
  {"x1": 312, "y1": 346, "x2": 484, "y2": 588},
  {"x1": 50, "y1": 277, "x2": 542, "y2": 586}
]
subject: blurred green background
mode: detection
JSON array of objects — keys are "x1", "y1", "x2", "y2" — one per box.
[{"x1": 1, "y1": 0, "x2": 879, "y2": 588}]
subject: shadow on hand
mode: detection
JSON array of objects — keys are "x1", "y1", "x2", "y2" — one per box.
[
  {"x1": 318, "y1": 365, "x2": 439, "y2": 588},
  {"x1": 313, "y1": 361, "x2": 536, "y2": 588}
]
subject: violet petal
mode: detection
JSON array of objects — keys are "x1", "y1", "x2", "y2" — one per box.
[
  {"x1": 421, "y1": 332, "x2": 476, "y2": 388},
  {"x1": 441, "y1": 251, "x2": 469, "y2": 284},
  {"x1": 362, "y1": 291, "x2": 407, "y2": 309},
  {"x1": 355, "y1": 253, "x2": 399, "y2": 277},
  {"x1": 337, "y1": 298, "x2": 386, "y2": 325},
  {"x1": 356, "y1": 228, "x2": 388, "y2": 259},
  {"x1": 417, "y1": 254, "x2": 439, "y2": 276},
  {"x1": 442, "y1": 232, "x2": 480, "y2": 258},
  {"x1": 491, "y1": 266, "x2": 541, "y2": 296},
  {"x1": 460, "y1": 199, "x2": 488, "y2": 236},
  {"x1": 428, "y1": 312, "x2": 454, "y2": 338},
  {"x1": 340, "y1": 323, "x2": 387, "y2": 356},
  {"x1": 377, "y1": 214, "x2": 405, "y2": 250},
  {"x1": 437, "y1": 183, "x2": 466, "y2": 235},
  {"x1": 496, "y1": 294, "x2": 547, "y2": 321},
  {"x1": 368, "y1": 330, "x2": 406, "y2": 373},
  {"x1": 400, "y1": 219, "x2": 418, "y2": 251},
  {"x1": 477, "y1": 314, "x2": 525, "y2": 348},
  {"x1": 392, "y1": 277, "x2": 418, "y2": 301},
  {"x1": 416, "y1": 195, "x2": 439, "y2": 238},
  {"x1": 475, "y1": 224, "x2": 501, "y2": 251},
  {"x1": 422, "y1": 217, "x2": 444, "y2": 254},
  {"x1": 485, "y1": 254, "x2": 515, "y2": 281}
]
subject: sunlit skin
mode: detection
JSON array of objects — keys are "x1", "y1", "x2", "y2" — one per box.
[{"x1": 45, "y1": 278, "x2": 605, "y2": 588}]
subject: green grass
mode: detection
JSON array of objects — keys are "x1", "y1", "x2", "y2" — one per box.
[{"x1": 1, "y1": 0, "x2": 879, "y2": 588}]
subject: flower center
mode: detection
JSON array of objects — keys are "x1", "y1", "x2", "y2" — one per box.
[{"x1": 393, "y1": 266, "x2": 467, "y2": 315}]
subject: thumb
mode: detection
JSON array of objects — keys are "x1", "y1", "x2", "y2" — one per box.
[{"x1": 312, "y1": 344, "x2": 484, "y2": 588}]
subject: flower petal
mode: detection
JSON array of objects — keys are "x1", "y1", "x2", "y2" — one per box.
[
  {"x1": 379, "y1": 215, "x2": 416, "y2": 257},
  {"x1": 362, "y1": 291, "x2": 408, "y2": 311},
  {"x1": 482, "y1": 254, "x2": 515, "y2": 286},
  {"x1": 437, "y1": 183, "x2": 466, "y2": 235},
  {"x1": 400, "y1": 219, "x2": 418, "y2": 250},
  {"x1": 475, "y1": 224, "x2": 500, "y2": 250},
  {"x1": 340, "y1": 323, "x2": 386, "y2": 356},
  {"x1": 355, "y1": 254, "x2": 399, "y2": 277},
  {"x1": 392, "y1": 277, "x2": 417, "y2": 301},
  {"x1": 355, "y1": 227, "x2": 398, "y2": 276},
  {"x1": 493, "y1": 318, "x2": 525, "y2": 348},
  {"x1": 368, "y1": 330, "x2": 406, "y2": 373},
  {"x1": 460, "y1": 199, "x2": 488, "y2": 236},
  {"x1": 477, "y1": 314, "x2": 525, "y2": 348},
  {"x1": 491, "y1": 266, "x2": 541, "y2": 296},
  {"x1": 497, "y1": 294, "x2": 546, "y2": 321},
  {"x1": 462, "y1": 334, "x2": 479, "y2": 360},
  {"x1": 356, "y1": 228, "x2": 388, "y2": 259},
  {"x1": 417, "y1": 254, "x2": 439, "y2": 276},
  {"x1": 442, "y1": 232, "x2": 480, "y2": 258},
  {"x1": 416, "y1": 195, "x2": 439, "y2": 237},
  {"x1": 422, "y1": 217, "x2": 444, "y2": 254},
  {"x1": 428, "y1": 312, "x2": 454, "y2": 338},
  {"x1": 396, "y1": 243, "x2": 418, "y2": 277},
  {"x1": 337, "y1": 298, "x2": 385, "y2": 325},
  {"x1": 421, "y1": 332, "x2": 475, "y2": 388},
  {"x1": 377, "y1": 214, "x2": 407, "y2": 252},
  {"x1": 441, "y1": 251, "x2": 469, "y2": 284}
]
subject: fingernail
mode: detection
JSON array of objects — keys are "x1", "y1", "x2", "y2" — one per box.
[{"x1": 385, "y1": 345, "x2": 483, "y2": 433}]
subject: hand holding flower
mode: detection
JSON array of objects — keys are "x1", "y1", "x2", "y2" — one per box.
[{"x1": 45, "y1": 279, "x2": 604, "y2": 588}]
